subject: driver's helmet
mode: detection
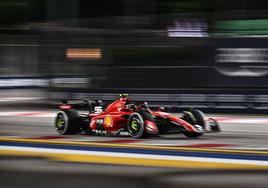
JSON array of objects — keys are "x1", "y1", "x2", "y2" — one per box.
[{"x1": 122, "y1": 99, "x2": 137, "y2": 111}]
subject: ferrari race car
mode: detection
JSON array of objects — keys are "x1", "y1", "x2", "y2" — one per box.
[{"x1": 55, "y1": 94, "x2": 220, "y2": 138}]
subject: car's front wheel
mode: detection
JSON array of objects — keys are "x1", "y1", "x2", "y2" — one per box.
[
  {"x1": 55, "y1": 109, "x2": 81, "y2": 135},
  {"x1": 190, "y1": 108, "x2": 206, "y2": 129},
  {"x1": 182, "y1": 109, "x2": 206, "y2": 129},
  {"x1": 182, "y1": 130, "x2": 203, "y2": 138}
]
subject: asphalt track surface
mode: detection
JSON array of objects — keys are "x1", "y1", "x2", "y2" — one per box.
[
  {"x1": 1, "y1": 110, "x2": 268, "y2": 188},
  {"x1": 1, "y1": 112, "x2": 268, "y2": 148}
]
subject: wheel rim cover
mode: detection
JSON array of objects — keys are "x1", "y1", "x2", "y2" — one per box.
[
  {"x1": 130, "y1": 117, "x2": 141, "y2": 135},
  {"x1": 56, "y1": 114, "x2": 65, "y2": 132}
]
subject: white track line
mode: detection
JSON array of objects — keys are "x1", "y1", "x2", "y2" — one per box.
[{"x1": 1, "y1": 145, "x2": 268, "y2": 166}]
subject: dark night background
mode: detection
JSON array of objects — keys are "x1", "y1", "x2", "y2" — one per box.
[{"x1": 1, "y1": 0, "x2": 268, "y2": 110}]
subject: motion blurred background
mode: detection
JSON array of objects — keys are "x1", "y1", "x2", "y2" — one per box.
[
  {"x1": 1, "y1": 0, "x2": 268, "y2": 112},
  {"x1": 2, "y1": 2, "x2": 268, "y2": 188}
]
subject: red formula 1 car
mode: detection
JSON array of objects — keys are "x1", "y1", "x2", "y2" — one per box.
[{"x1": 55, "y1": 94, "x2": 220, "y2": 138}]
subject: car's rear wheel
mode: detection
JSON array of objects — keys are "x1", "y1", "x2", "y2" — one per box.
[{"x1": 55, "y1": 109, "x2": 81, "y2": 135}]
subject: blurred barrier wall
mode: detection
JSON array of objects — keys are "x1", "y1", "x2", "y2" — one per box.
[{"x1": 1, "y1": 0, "x2": 268, "y2": 111}]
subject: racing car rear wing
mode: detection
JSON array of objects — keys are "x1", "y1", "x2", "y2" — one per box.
[{"x1": 58, "y1": 99, "x2": 103, "y2": 112}]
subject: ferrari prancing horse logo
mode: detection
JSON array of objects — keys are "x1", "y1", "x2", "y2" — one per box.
[{"x1": 104, "y1": 115, "x2": 113, "y2": 127}]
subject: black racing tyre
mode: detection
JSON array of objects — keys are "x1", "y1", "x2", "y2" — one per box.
[
  {"x1": 55, "y1": 109, "x2": 81, "y2": 135},
  {"x1": 190, "y1": 109, "x2": 206, "y2": 129},
  {"x1": 181, "y1": 111, "x2": 196, "y2": 125},
  {"x1": 181, "y1": 111, "x2": 203, "y2": 138},
  {"x1": 182, "y1": 131, "x2": 203, "y2": 138},
  {"x1": 127, "y1": 111, "x2": 153, "y2": 138}
]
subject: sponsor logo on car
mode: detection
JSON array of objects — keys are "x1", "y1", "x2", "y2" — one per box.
[{"x1": 104, "y1": 115, "x2": 113, "y2": 127}]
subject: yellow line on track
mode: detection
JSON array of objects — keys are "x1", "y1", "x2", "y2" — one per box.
[
  {"x1": 1, "y1": 149, "x2": 268, "y2": 170},
  {"x1": 1, "y1": 137, "x2": 268, "y2": 155}
]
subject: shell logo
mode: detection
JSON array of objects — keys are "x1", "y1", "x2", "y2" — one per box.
[{"x1": 104, "y1": 115, "x2": 113, "y2": 127}]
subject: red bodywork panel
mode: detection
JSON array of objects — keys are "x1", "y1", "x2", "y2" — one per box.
[
  {"x1": 89, "y1": 98, "x2": 133, "y2": 133},
  {"x1": 58, "y1": 97, "x2": 202, "y2": 136},
  {"x1": 84, "y1": 97, "x2": 199, "y2": 135}
]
